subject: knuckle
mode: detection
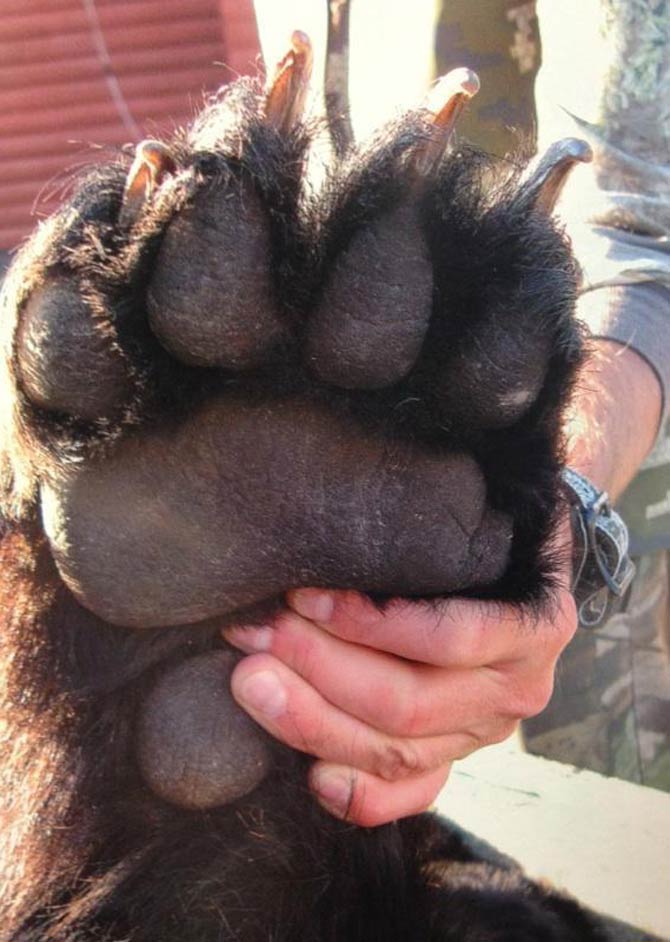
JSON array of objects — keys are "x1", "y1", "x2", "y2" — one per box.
[
  {"x1": 512, "y1": 673, "x2": 555, "y2": 719},
  {"x1": 544, "y1": 590, "x2": 578, "y2": 655},
  {"x1": 556, "y1": 594, "x2": 579, "y2": 645},
  {"x1": 373, "y1": 739, "x2": 426, "y2": 781}
]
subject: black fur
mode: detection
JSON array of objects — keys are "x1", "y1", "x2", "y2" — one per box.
[{"x1": 0, "y1": 75, "x2": 602, "y2": 940}]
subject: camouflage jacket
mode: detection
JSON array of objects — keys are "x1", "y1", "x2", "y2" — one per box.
[{"x1": 436, "y1": 0, "x2": 670, "y2": 554}]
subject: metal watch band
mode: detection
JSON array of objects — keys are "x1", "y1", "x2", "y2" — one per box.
[{"x1": 561, "y1": 467, "x2": 636, "y2": 628}]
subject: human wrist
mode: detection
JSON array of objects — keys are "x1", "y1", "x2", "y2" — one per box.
[{"x1": 563, "y1": 339, "x2": 661, "y2": 500}]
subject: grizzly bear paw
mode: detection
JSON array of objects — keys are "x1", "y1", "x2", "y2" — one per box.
[
  {"x1": 1, "y1": 36, "x2": 588, "y2": 811},
  {"x1": 2, "y1": 46, "x2": 587, "y2": 631}
]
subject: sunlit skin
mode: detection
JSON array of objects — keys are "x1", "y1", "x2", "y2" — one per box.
[{"x1": 225, "y1": 329, "x2": 663, "y2": 827}]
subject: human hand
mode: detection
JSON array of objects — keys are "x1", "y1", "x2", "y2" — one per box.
[{"x1": 223, "y1": 533, "x2": 577, "y2": 827}]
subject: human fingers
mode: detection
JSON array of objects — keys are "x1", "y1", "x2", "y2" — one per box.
[
  {"x1": 308, "y1": 761, "x2": 452, "y2": 827},
  {"x1": 285, "y1": 583, "x2": 577, "y2": 671},
  {"x1": 228, "y1": 653, "x2": 502, "y2": 780},
  {"x1": 224, "y1": 614, "x2": 524, "y2": 738}
]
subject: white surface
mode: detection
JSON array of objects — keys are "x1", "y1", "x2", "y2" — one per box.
[
  {"x1": 436, "y1": 741, "x2": 670, "y2": 938},
  {"x1": 253, "y1": 0, "x2": 436, "y2": 138}
]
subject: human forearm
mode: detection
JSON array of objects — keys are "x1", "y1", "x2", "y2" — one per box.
[
  {"x1": 536, "y1": 0, "x2": 670, "y2": 503},
  {"x1": 564, "y1": 296, "x2": 663, "y2": 500}
]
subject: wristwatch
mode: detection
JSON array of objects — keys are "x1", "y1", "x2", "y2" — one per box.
[{"x1": 561, "y1": 467, "x2": 636, "y2": 628}]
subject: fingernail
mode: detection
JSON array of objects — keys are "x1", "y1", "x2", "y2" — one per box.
[
  {"x1": 223, "y1": 625, "x2": 273, "y2": 653},
  {"x1": 237, "y1": 670, "x2": 287, "y2": 719},
  {"x1": 311, "y1": 769, "x2": 353, "y2": 818},
  {"x1": 290, "y1": 589, "x2": 335, "y2": 623}
]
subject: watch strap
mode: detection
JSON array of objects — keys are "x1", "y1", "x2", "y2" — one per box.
[{"x1": 561, "y1": 468, "x2": 636, "y2": 628}]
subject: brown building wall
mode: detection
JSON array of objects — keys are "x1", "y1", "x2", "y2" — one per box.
[{"x1": 0, "y1": 0, "x2": 260, "y2": 250}]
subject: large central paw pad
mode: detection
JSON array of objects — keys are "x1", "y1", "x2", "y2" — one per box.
[{"x1": 5, "y1": 39, "x2": 587, "y2": 633}]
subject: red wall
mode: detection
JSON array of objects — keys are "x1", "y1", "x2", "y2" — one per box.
[{"x1": 0, "y1": 0, "x2": 260, "y2": 249}]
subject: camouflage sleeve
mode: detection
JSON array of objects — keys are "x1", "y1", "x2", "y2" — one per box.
[{"x1": 535, "y1": 0, "x2": 670, "y2": 412}]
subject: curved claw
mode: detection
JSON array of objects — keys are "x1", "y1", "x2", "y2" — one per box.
[
  {"x1": 518, "y1": 138, "x2": 593, "y2": 215},
  {"x1": 119, "y1": 140, "x2": 176, "y2": 226},
  {"x1": 412, "y1": 68, "x2": 480, "y2": 178},
  {"x1": 264, "y1": 30, "x2": 313, "y2": 133}
]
